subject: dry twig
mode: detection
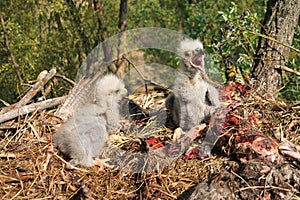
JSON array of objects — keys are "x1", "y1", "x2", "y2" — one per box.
[
  {"x1": 275, "y1": 65, "x2": 300, "y2": 76},
  {"x1": 0, "y1": 96, "x2": 66, "y2": 124},
  {"x1": 15, "y1": 68, "x2": 57, "y2": 108},
  {"x1": 55, "y1": 74, "x2": 76, "y2": 86}
]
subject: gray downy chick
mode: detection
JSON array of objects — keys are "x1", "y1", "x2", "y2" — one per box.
[
  {"x1": 53, "y1": 74, "x2": 127, "y2": 167},
  {"x1": 166, "y1": 39, "x2": 219, "y2": 131},
  {"x1": 95, "y1": 74, "x2": 128, "y2": 131}
]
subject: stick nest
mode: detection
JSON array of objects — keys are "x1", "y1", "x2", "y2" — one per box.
[{"x1": 0, "y1": 83, "x2": 299, "y2": 199}]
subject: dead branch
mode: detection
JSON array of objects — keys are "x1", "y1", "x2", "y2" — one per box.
[
  {"x1": 0, "y1": 152, "x2": 16, "y2": 158},
  {"x1": 122, "y1": 55, "x2": 170, "y2": 93},
  {"x1": 55, "y1": 74, "x2": 76, "y2": 86},
  {"x1": 0, "y1": 173, "x2": 34, "y2": 184},
  {"x1": 0, "y1": 96, "x2": 66, "y2": 124},
  {"x1": 0, "y1": 13, "x2": 23, "y2": 84},
  {"x1": 0, "y1": 99, "x2": 10, "y2": 107},
  {"x1": 15, "y1": 68, "x2": 57, "y2": 108},
  {"x1": 240, "y1": 27, "x2": 300, "y2": 54},
  {"x1": 275, "y1": 65, "x2": 300, "y2": 76}
]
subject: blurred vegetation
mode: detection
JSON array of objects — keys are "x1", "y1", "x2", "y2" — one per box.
[{"x1": 0, "y1": 0, "x2": 299, "y2": 104}]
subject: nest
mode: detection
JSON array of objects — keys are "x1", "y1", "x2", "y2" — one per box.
[{"x1": 0, "y1": 81, "x2": 299, "y2": 199}]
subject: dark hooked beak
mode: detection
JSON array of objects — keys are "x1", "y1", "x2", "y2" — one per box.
[{"x1": 189, "y1": 50, "x2": 205, "y2": 71}]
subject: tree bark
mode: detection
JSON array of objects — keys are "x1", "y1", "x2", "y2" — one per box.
[
  {"x1": 93, "y1": 0, "x2": 108, "y2": 45},
  {"x1": 115, "y1": 0, "x2": 128, "y2": 77},
  {"x1": 93, "y1": 0, "x2": 114, "y2": 73},
  {"x1": 118, "y1": 0, "x2": 127, "y2": 32},
  {"x1": 251, "y1": 0, "x2": 300, "y2": 96}
]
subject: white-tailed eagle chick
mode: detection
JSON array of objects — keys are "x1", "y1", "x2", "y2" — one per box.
[
  {"x1": 53, "y1": 74, "x2": 127, "y2": 167},
  {"x1": 166, "y1": 39, "x2": 219, "y2": 131}
]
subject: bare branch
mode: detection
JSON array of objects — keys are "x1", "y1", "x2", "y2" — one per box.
[
  {"x1": 274, "y1": 65, "x2": 300, "y2": 76},
  {"x1": 0, "y1": 99, "x2": 10, "y2": 107},
  {"x1": 122, "y1": 55, "x2": 170, "y2": 93},
  {"x1": 14, "y1": 68, "x2": 57, "y2": 108},
  {"x1": 54, "y1": 74, "x2": 76, "y2": 86},
  {"x1": 0, "y1": 96, "x2": 66, "y2": 124}
]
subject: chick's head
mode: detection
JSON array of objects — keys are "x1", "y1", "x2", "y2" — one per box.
[
  {"x1": 178, "y1": 39, "x2": 206, "y2": 75},
  {"x1": 96, "y1": 74, "x2": 127, "y2": 103}
]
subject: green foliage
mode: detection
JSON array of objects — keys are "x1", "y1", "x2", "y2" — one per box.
[
  {"x1": 0, "y1": 0, "x2": 299, "y2": 104},
  {"x1": 128, "y1": 0, "x2": 178, "y2": 29},
  {"x1": 205, "y1": 2, "x2": 262, "y2": 78},
  {"x1": 209, "y1": 2, "x2": 300, "y2": 101},
  {"x1": 0, "y1": 0, "x2": 120, "y2": 103},
  {"x1": 127, "y1": 0, "x2": 267, "y2": 76}
]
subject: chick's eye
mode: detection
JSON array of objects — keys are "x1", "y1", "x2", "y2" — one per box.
[
  {"x1": 115, "y1": 89, "x2": 120, "y2": 94},
  {"x1": 184, "y1": 51, "x2": 192, "y2": 57}
]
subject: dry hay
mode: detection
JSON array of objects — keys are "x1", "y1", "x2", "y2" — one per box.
[{"x1": 0, "y1": 83, "x2": 299, "y2": 199}]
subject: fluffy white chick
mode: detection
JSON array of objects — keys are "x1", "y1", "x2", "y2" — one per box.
[
  {"x1": 53, "y1": 74, "x2": 127, "y2": 167},
  {"x1": 166, "y1": 39, "x2": 219, "y2": 131},
  {"x1": 95, "y1": 74, "x2": 128, "y2": 131}
]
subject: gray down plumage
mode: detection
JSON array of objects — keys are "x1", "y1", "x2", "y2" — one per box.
[
  {"x1": 166, "y1": 39, "x2": 219, "y2": 131},
  {"x1": 53, "y1": 74, "x2": 127, "y2": 167}
]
